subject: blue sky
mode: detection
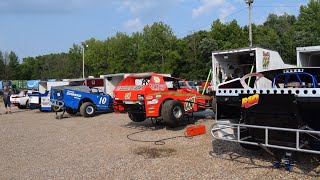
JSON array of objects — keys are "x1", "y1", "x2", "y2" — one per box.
[{"x1": 0, "y1": 0, "x2": 310, "y2": 59}]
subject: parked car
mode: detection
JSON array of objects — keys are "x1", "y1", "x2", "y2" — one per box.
[
  {"x1": 113, "y1": 73, "x2": 212, "y2": 127},
  {"x1": 51, "y1": 85, "x2": 113, "y2": 119},
  {"x1": 10, "y1": 90, "x2": 30, "y2": 109}
]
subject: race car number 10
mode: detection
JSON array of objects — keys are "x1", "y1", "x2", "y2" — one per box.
[{"x1": 99, "y1": 97, "x2": 107, "y2": 104}]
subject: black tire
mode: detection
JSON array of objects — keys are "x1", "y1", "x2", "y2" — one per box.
[
  {"x1": 66, "y1": 107, "x2": 77, "y2": 115},
  {"x1": 80, "y1": 102, "x2": 96, "y2": 117},
  {"x1": 212, "y1": 98, "x2": 216, "y2": 117},
  {"x1": 25, "y1": 100, "x2": 30, "y2": 109},
  {"x1": 128, "y1": 112, "x2": 146, "y2": 122},
  {"x1": 161, "y1": 100, "x2": 185, "y2": 128},
  {"x1": 17, "y1": 105, "x2": 23, "y2": 109}
]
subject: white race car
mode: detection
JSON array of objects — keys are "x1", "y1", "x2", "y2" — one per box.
[{"x1": 10, "y1": 90, "x2": 30, "y2": 109}]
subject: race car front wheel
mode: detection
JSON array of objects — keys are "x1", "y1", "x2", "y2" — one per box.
[
  {"x1": 128, "y1": 112, "x2": 146, "y2": 122},
  {"x1": 80, "y1": 102, "x2": 96, "y2": 117}
]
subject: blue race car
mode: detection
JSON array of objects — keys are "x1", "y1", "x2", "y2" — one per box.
[{"x1": 51, "y1": 85, "x2": 113, "y2": 119}]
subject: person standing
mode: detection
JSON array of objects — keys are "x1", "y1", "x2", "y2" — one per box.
[{"x1": 3, "y1": 86, "x2": 12, "y2": 114}]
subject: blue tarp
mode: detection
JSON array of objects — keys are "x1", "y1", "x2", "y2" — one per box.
[{"x1": 27, "y1": 80, "x2": 40, "y2": 90}]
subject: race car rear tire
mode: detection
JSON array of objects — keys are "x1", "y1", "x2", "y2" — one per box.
[
  {"x1": 162, "y1": 100, "x2": 185, "y2": 128},
  {"x1": 66, "y1": 107, "x2": 78, "y2": 115},
  {"x1": 80, "y1": 102, "x2": 96, "y2": 117},
  {"x1": 128, "y1": 112, "x2": 146, "y2": 122},
  {"x1": 18, "y1": 105, "x2": 23, "y2": 109}
]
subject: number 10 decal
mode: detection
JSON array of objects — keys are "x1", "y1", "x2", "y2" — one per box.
[{"x1": 99, "y1": 97, "x2": 107, "y2": 104}]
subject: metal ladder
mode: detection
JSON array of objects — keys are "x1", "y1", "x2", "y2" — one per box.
[{"x1": 211, "y1": 122, "x2": 320, "y2": 154}]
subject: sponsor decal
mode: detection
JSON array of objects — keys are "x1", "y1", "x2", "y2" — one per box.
[
  {"x1": 242, "y1": 94, "x2": 259, "y2": 108},
  {"x1": 117, "y1": 86, "x2": 143, "y2": 91},
  {"x1": 66, "y1": 90, "x2": 82, "y2": 98},
  {"x1": 147, "y1": 99, "x2": 159, "y2": 105},
  {"x1": 263, "y1": 51, "x2": 270, "y2": 69},
  {"x1": 184, "y1": 96, "x2": 196, "y2": 111},
  {"x1": 148, "y1": 106, "x2": 155, "y2": 110},
  {"x1": 153, "y1": 76, "x2": 161, "y2": 83},
  {"x1": 148, "y1": 110, "x2": 155, "y2": 114},
  {"x1": 41, "y1": 98, "x2": 51, "y2": 107},
  {"x1": 146, "y1": 96, "x2": 153, "y2": 100},
  {"x1": 155, "y1": 95, "x2": 162, "y2": 99},
  {"x1": 124, "y1": 92, "x2": 132, "y2": 100},
  {"x1": 149, "y1": 83, "x2": 166, "y2": 91}
]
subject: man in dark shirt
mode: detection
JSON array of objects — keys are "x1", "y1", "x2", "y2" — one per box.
[{"x1": 3, "y1": 86, "x2": 12, "y2": 114}]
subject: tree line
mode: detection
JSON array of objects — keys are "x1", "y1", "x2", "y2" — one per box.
[{"x1": 0, "y1": 0, "x2": 319, "y2": 81}]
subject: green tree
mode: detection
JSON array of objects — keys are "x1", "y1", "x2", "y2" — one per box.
[
  {"x1": 294, "y1": 0, "x2": 320, "y2": 46},
  {"x1": 0, "y1": 51, "x2": 4, "y2": 79},
  {"x1": 8, "y1": 51, "x2": 19, "y2": 79},
  {"x1": 138, "y1": 22, "x2": 181, "y2": 74},
  {"x1": 68, "y1": 44, "x2": 83, "y2": 78},
  {"x1": 107, "y1": 32, "x2": 140, "y2": 73},
  {"x1": 211, "y1": 19, "x2": 247, "y2": 49}
]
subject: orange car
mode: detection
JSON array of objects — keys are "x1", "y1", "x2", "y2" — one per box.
[{"x1": 113, "y1": 73, "x2": 212, "y2": 127}]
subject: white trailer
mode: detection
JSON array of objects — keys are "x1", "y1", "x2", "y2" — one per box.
[
  {"x1": 212, "y1": 47, "x2": 295, "y2": 90},
  {"x1": 297, "y1": 46, "x2": 320, "y2": 67},
  {"x1": 100, "y1": 73, "x2": 171, "y2": 97},
  {"x1": 29, "y1": 81, "x2": 70, "y2": 111}
]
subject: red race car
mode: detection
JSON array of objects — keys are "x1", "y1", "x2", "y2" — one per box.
[{"x1": 113, "y1": 73, "x2": 212, "y2": 127}]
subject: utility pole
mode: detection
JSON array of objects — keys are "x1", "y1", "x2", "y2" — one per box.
[
  {"x1": 81, "y1": 42, "x2": 88, "y2": 79},
  {"x1": 245, "y1": 0, "x2": 254, "y2": 47}
]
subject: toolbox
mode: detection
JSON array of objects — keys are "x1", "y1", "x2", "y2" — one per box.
[{"x1": 186, "y1": 125, "x2": 206, "y2": 136}]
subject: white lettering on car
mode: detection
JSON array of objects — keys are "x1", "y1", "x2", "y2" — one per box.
[
  {"x1": 66, "y1": 90, "x2": 82, "y2": 98},
  {"x1": 149, "y1": 84, "x2": 166, "y2": 91}
]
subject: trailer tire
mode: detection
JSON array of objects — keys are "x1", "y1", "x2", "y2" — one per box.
[
  {"x1": 128, "y1": 113, "x2": 146, "y2": 122},
  {"x1": 162, "y1": 100, "x2": 185, "y2": 128},
  {"x1": 66, "y1": 107, "x2": 77, "y2": 115},
  {"x1": 80, "y1": 102, "x2": 96, "y2": 117}
]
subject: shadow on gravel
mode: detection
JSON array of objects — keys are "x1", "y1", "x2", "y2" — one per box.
[
  {"x1": 209, "y1": 139, "x2": 320, "y2": 177},
  {"x1": 9, "y1": 109, "x2": 30, "y2": 114},
  {"x1": 133, "y1": 147, "x2": 177, "y2": 159},
  {"x1": 122, "y1": 109, "x2": 214, "y2": 131}
]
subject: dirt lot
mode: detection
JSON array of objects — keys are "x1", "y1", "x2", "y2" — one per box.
[{"x1": 0, "y1": 105, "x2": 320, "y2": 179}]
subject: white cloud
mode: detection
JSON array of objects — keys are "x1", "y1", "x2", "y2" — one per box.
[
  {"x1": 219, "y1": 3, "x2": 236, "y2": 22},
  {"x1": 192, "y1": 0, "x2": 224, "y2": 18},
  {"x1": 118, "y1": 0, "x2": 157, "y2": 15},
  {"x1": 124, "y1": 18, "x2": 143, "y2": 31}
]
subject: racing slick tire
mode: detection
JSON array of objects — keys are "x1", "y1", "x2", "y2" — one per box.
[
  {"x1": 80, "y1": 102, "x2": 96, "y2": 117},
  {"x1": 66, "y1": 107, "x2": 78, "y2": 115},
  {"x1": 162, "y1": 100, "x2": 185, "y2": 128},
  {"x1": 128, "y1": 112, "x2": 146, "y2": 122}
]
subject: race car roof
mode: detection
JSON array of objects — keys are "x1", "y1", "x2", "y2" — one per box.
[
  {"x1": 260, "y1": 67, "x2": 320, "y2": 82},
  {"x1": 51, "y1": 85, "x2": 91, "y2": 93}
]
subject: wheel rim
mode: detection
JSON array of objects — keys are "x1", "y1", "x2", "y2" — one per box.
[
  {"x1": 86, "y1": 106, "x2": 94, "y2": 114},
  {"x1": 173, "y1": 106, "x2": 182, "y2": 119}
]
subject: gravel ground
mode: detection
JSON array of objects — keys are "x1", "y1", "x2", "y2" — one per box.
[{"x1": 0, "y1": 105, "x2": 320, "y2": 179}]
